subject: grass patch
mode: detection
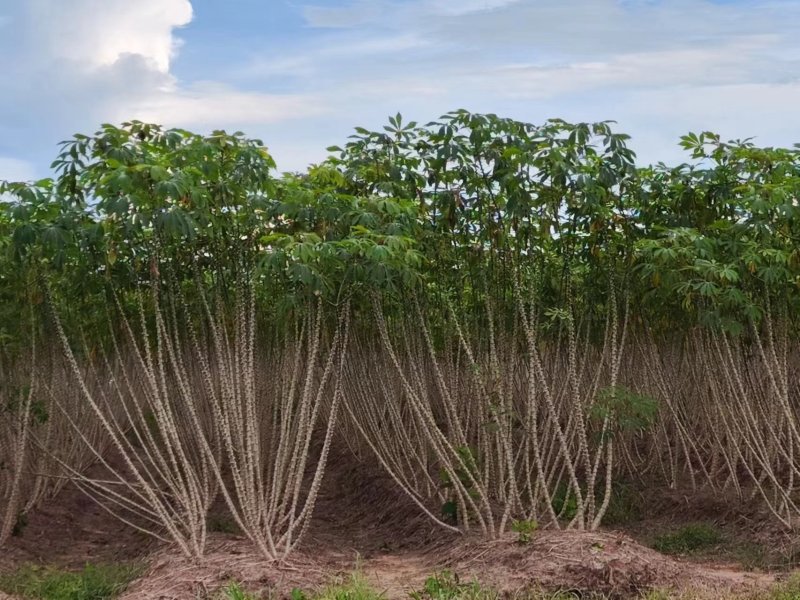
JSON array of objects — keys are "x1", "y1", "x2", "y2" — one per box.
[
  {"x1": 219, "y1": 582, "x2": 260, "y2": 600},
  {"x1": 0, "y1": 563, "x2": 143, "y2": 600},
  {"x1": 290, "y1": 571, "x2": 383, "y2": 600},
  {"x1": 312, "y1": 571, "x2": 383, "y2": 600},
  {"x1": 408, "y1": 571, "x2": 614, "y2": 600},
  {"x1": 410, "y1": 571, "x2": 497, "y2": 600},
  {"x1": 217, "y1": 569, "x2": 800, "y2": 600},
  {"x1": 652, "y1": 523, "x2": 722, "y2": 555},
  {"x1": 221, "y1": 570, "x2": 386, "y2": 600},
  {"x1": 755, "y1": 574, "x2": 800, "y2": 600},
  {"x1": 644, "y1": 573, "x2": 800, "y2": 599},
  {"x1": 715, "y1": 538, "x2": 800, "y2": 572},
  {"x1": 650, "y1": 526, "x2": 800, "y2": 572}
]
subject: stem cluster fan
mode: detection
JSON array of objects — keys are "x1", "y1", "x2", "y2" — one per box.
[{"x1": 1, "y1": 114, "x2": 800, "y2": 557}]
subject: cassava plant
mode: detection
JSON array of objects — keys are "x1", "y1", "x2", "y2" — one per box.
[{"x1": 3, "y1": 111, "x2": 800, "y2": 557}]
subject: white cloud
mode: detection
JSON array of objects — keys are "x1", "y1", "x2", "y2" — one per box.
[
  {"x1": 298, "y1": 0, "x2": 800, "y2": 61},
  {"x1": 625, "y1": 81, "x2": 800, "y2": 148},
  {"x1": 0, "y1": 158, "x2": 36, "y2": 183},
  {"x1": 237, "y1": 33, "x2": 430, "y2": 80},
  {"x1": 0, "y1": 0, "x2": 325, "y2": 177},
  {"x1": 456, "y1": 35, "x2": 790, "y2": 100},
  {"x1": 428, "y1": 0, "x2": 521, "y2": 16},
  {"x1": 246, "y1": 0, "x2": 800, "y2": 171},
  {"x1": 127, "y1": 82, "x2": 330, "y2": 127},
  {"x1": 304, "y1": 0, "x2": 523, "y2": 26},
  {"x1": 3, "y1": 0, "x2": 800, "y2": 177},
  {"x1": 303, "y1": 1, "x2": 389, "y2": 28},
  {"x1": 26, "y1": 0, "x2": 192, "y2": 72}
]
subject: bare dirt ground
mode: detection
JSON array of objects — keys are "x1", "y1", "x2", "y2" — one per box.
[
  {"x1": 0, "y1": 453, "x2": 792, "y2": 599},
  {"x1": 0, "y1": 466, "x2": 156, "y2": 571}
]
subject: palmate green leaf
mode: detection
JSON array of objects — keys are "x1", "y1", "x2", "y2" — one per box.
[
  {"x1": 592, "y1": 386, "x2": 659, "y2": 433},
  {"x1": 718, "y1": 265, "x2": 740, "y2": 283},
  {"x1": 696, "y1": 280, "x2": 719, "y2": 297},
  {"x1": 12, "y1": 223, "x2": 36, "y2": 248},
  {"x1": 260, "y1": 233, "x2": 290, "y2": 246},
  {"x1": 4, "y1": 112, "x2": 800, "y2": 358},
  {"x1": 367, "y1": 244, "x2": 390, "y2": 262},
  {"x1": 41, "y1": 225, "x2": 68, "y2": 249}
]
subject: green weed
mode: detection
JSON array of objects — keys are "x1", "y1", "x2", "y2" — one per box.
[
  {"x1": 757, "y1": 574, "x2": 800, "y2": 600},
  {"x1": 439, "y1": 447, "x2": 481, "y2": 525},
  {"x1": 221, "y1": 582, "x2": 259, "y2": 600},
  {"x1": 652, "y1": 523, "x2": 722, "y2": 555},
  {"x1": 313, "y1": 571, "x2": 383, "y2": 600},
  {"x1": 409, "y1": 571, "x2": 497, "y2": 600},
  {"x1": 510, "y1": 519, "x2": 538, "y2": 544},
  {"x1": 0, "y1": 562, "x2": 143, "y2": 600}
]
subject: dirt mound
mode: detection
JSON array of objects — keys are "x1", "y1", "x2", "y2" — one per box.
[
  {"x1": 118, "y1": 536, "x2": 324, "y2": 600},
  {"x1": 0, "y1": 470, "x2": 154, "y2": 572},
  {"x1": 0, "y1": 451, "x2": 785, "y2": 599},
  {"x1": 443, "y1": 531, "x2": 688, "y2": 597},
  {"x1": 117, "y1": 529, "x2": 778, "y2": 599}
]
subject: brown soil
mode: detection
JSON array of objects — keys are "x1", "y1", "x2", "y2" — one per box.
[
  {"x1": 116, "y1": 531, "x2": 779, "y2": 599},
  {"x1": 0, "y1": 452, "x2": 789, "y2": 599},
  {"x1": 0, "y1": 474, "x2": 154, "y2": 571},
  {"x1": 622, "y1": 484, "x2": 800, "y2": 573}
]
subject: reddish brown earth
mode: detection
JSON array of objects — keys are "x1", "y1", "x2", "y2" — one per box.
[{"x1": 0, "y1": 454, "x2": 791, "y2": 599}]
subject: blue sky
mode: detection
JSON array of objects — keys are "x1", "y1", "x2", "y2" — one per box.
[{"x1": 0, "y1": 0, "x2": 799, "y2": 180}]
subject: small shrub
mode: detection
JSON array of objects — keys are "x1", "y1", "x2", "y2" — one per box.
[
  {"x1": 0, "y1": 562, "x2": 143, "y2": 600},
  {"x1": 652, "y1": 523, "x2": 722, "y2": 555},
  {"x1": 761, "y1": 574, "x2": 800, "y2": 600},
  {"x1": 222, "y1": 582, "x2": 259, "y2": 600},
  {"x1": 552, "y1": 480, "x2": 645, "y2": 527},
  {"x1": 510, "y1": 519, "x2": 538, "y2": 544},
  {"x1": 290, "y1": 588, "x2": 308, "y2": 600},
  {"x1": 314, "y1": 571, "x2": 383, "y2": 600},
  {"x1": 591, "y1": 386, "x2": 659, "y2": 435},
  {"x1": 409, "y1": 571, "x2": 497, "y2": 600}
]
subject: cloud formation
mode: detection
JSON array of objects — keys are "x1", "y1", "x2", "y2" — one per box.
[
  {"x1": 0, "y1": 158, "x2": 36, "y2": 183},
  {"x1": 26, "y1": 0, "x2": 193, "y2": 72},
  {"x1": 279, "y1": 0, "x2": 800, "y2": 166},
  {"x1": 0, "y1": 0, "x2": 192, "y2": 179},
  {"x1": 1, "y1": 0, "x2": 799, "y2": 178},
  {"x1": 0, "y1": 0, "x2": 325, "y2": 180}
]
